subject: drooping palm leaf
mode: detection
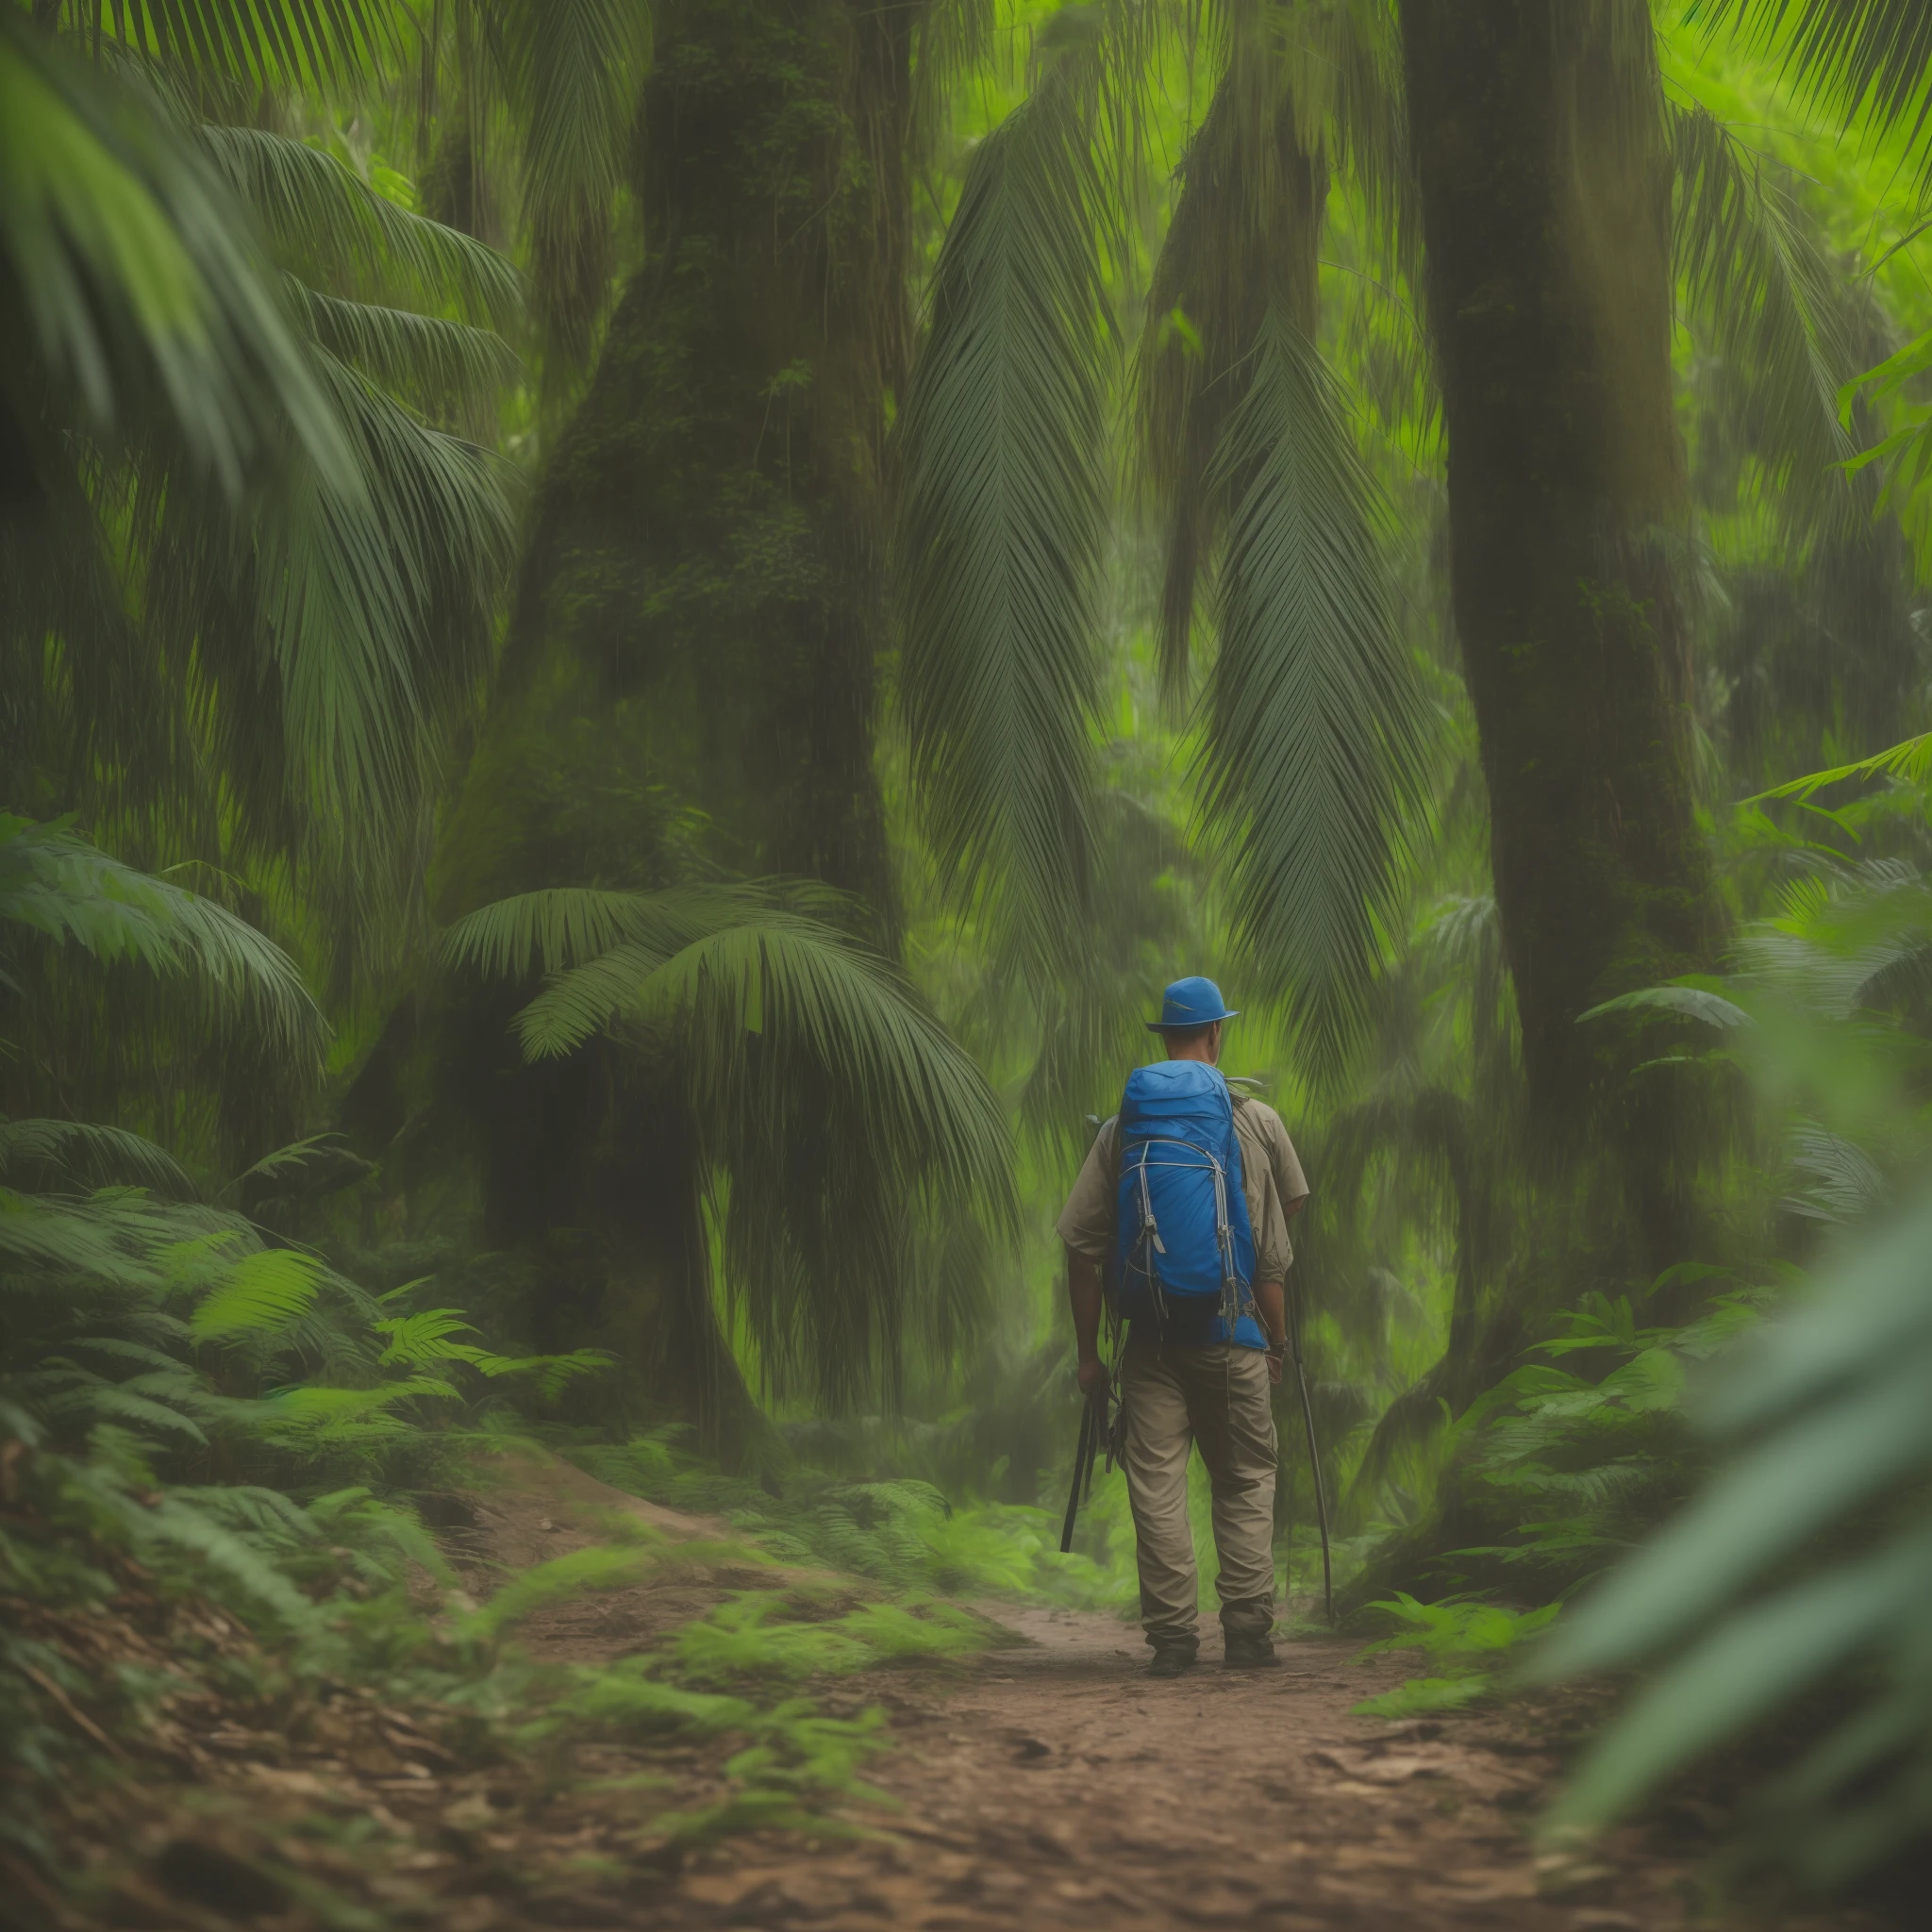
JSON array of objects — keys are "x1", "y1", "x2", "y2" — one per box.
[
  {"x1": 1839, "y1": 324, "x2": 1932, "y2": 572},
  {"x1": 530, "y1": 916, "x2": 1011, "y2": 1198},
  {"x1": 656, "y1": 916, "x2": 1016, "y2": 1407},
  {"x1": 199, "y1": 125, "x2": 521, "y2": 328},
  {"x1": 1138, "y1": 29, "x2": 1338, "y2": 694},
  {"x1": 293, "y1": 284, "x2": 522, "y2": 410},
  {"x1": 474, "y1": 0, "x2": 649, "y2": 370},
  {"x1": 1712, "y1": 0, "x2": 1932, "y2": 185},
  {"x1": 0, "y1": 1119, "x2": 195, "y2": 1198},
  {"x1": 894, "y1": 78, "x2": 1114, "y2": 969},
  {"x1": 5, "y1": 22, "x2": 523, "y2": 984},
  {"x1": 1201, "y1": 310, "x2": 1432, "y2": 1089},
  {"x1": 0, "y1": 814, "x2": 325, "y2": 1062},
  {"x1": 0, "y1": 15, "x2": 349, "y2": 498},
  {"x1": 1741, "y1": 726, "x2": 1932, "y2": 803},
  {"x1": 68, "y1": 0, "x2": 392, "y2": 92},
  {"x1": 1670, "y1": 100, "x2": 1861, "y2": 530},
  {"x1": 451, "y1": 884, "x2": 1017, "y2": 1408},
  {"x1": 440, "y1": 883, "x2": 808, "y2": 982},
  {"x1": 135, "y1": 345, "x2": 518, "y2": 868},
  {"x1": 254, "y1": 351, "x2": 517, "y2": 837}
]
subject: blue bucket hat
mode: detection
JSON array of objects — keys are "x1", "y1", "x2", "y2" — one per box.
[{"x1": 1146, "y1": 975, "x2": 1241, "y2": 1032}]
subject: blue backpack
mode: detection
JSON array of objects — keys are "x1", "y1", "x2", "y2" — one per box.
[{"x1": 1112, "y1": 1061, "x2": 1256, "y2": 1331}]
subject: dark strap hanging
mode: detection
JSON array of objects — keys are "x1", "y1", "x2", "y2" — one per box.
[
  {"x1": 1058, "y1": 1396, "x2": 1097, "y2": 1554},
  {"x1": 1286, "y1": 1277, "x2": 1335, "y2": 1624}
]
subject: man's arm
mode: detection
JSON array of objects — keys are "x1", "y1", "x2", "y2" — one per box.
[
  {"x1": 1253, "y1": 1277, "x2": 1287, "y2": 1387},
  {"x1": 1265, "y1": 1111, "x2": 1310, "y2": 1221},
  {"x1": 1068, "y1": 1248, "x2": 1108, "y2": 1398}
]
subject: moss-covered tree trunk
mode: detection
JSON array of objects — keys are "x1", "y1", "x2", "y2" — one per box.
[
  {"x1": 354, "y1": 0, "x2": 914, "y2": 1446},
  {"x1": 1398, "y1": 1, "x2": 1723, "y2": 1152},
  {"x1": 439, "y1": 0, "x2": 908, "y2": 924}
]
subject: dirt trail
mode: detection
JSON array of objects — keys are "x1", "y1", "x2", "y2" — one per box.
[
  {"x1": 642, "y1": 1606, "x2": 1865, "y2": 1932},
  {"x1": 25, "y1": 1454, "x2": 1890, "y2": 1932},
  {"x1": 463, "y1": 1453, "x2": 1883, "y2": 1932}
]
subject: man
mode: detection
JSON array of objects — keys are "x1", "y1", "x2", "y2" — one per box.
[{"x1": 1056, "y1": 976, "x2": 1309, "y2": 1676}]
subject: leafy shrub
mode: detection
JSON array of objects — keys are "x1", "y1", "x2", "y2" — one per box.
[
  {"x1": 570, "y1": 1432, "x2": 1137, "y2": 1610},
  {"x1": 1536, "y1": 1192, "x2": 1932, "y2": 1888},
  {"x1": 669, "y1": 1591, "x2": 991, "y2": 1684},
  {"x1": 1351, "y1": 1593, "x2": 1559, "y2": 1719}
]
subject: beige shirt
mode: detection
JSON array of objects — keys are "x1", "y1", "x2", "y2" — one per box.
[{"x1": 1055, "y1": 1091, "x2": 1310, "y2": 1283}]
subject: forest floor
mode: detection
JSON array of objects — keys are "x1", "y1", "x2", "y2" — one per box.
[{"x1": 16, "y1": 1453, "x2": 1897, "y2": 1932}]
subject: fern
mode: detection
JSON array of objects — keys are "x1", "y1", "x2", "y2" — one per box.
[
  {"x1": 458, "y1": 1541, "x2": 671, "y2": 1644},
  {"x1": 189, "y1": 1248, "x2": 326, "y2": 1340},
  {"x1": 369, "y1": 1309, "x2": 615, "y2": 1398}
]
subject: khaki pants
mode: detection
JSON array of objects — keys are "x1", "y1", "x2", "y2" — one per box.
[{"x1": 1121, "y1": 1336, "x2": 1278, "y2": 1650}]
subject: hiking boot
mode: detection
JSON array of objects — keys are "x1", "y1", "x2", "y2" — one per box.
[
  {"x1": 1147, "y1": 1644, "x2": 1198, "y2": 1679},
  {"x1": 1224, "y1": 1633, "x2": 1280, "y2": 1670}
]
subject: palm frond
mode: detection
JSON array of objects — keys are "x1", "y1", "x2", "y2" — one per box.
[
  {"x1": 0, "y1": 1185, "x2": 174, "y2": 1287},
  {"x1": 0, "y1": 1119, "x2": 195, "y2": 1198},
  {"x1": 1200, "y1": 310, "x2": 1432, "y2": 1089},
  {"x1": 512, "y1": 940, "x2": 680, "y2": 1058},
  {"x1": 200, "y1": 125, "x2": 521, "y2": 328},
  {"x1": 636, "y1": 916, "x2": 1010, "y2": 1204},
  {"x1": 42, "y1": 1375, "x2": 210, "y2": 1442},
  {"x1": 452, "y1": 886, "x2": 1018, "y2": 1409},
  {"x1": 74, "y1": 0, "x2": 392, "y2": 92},
  {"x1": 1138, "y1": 60, "x2": 1325, "y2": 696},
  {"x1": 909, "y1": 0, "x2": 999, "y2": 160},
  {"x1": 475, "y1": 0, "x2": 649, "y2": 369},
  {"x1": 440, "y1": 883, "x2": 787, "y2": 982},
  {"x1": 1670, "y1": 101, "x2": 1860, "y2": 530},
  {"x1": 0, "y1": 815, "x2": 325, "y2": 1061},
  {"x1": 1710, "y1": 0, "x2": 1932, "y2": 186},
  {"x1": 293, "y1": 283, "x2": 523, "y2": 409},
  {"x1": 141, "y1": 347, "x2": 518, "y2": 867},
  {"x1": 0, "y1": 16, "x2": 349, "y2": 499},
  {"x1": 894, "y1": 78, "x2": 1113, "y2": 968},
  {"x1": 1314, "y1": 0, "x2": 1418, "y2": 275},
  {"x1": 371, "y1": 1307, "x2": 480, "y2": 1366},
  {"x1": 1840, "y1": 326, "x2": 1932, "y2": 573},
  {"x1": 666, "y1": 917, "x2": 1017, "y2": 1407},
  {"x1": 511, "y1": 910, "x2": 1014, "y2": 1220},
  {"x1": 1742, "y1": 726, "x2": 1932, "y2": 803}
]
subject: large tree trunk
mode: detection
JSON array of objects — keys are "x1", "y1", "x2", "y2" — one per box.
[
  {"x1": 350, "y1": 0, "x2": 914, "y2": 1448},
  {"x1": 438, "y1": 0, "x2": 908, "y2": 924},
  {"x1": 1398, "y1": 1, "x2": 1723, "y2": 1150}
]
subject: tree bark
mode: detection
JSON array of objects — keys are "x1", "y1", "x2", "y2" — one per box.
[
  {"x1": 1398, "y1": 0, "x2": 1723, "y2": 1140},
  {"x1": 350, "y1": 0, "x2": 915, "y2": 1450},
  {"x1": 437, "y1": 0, "x2": 908, "y2": 926}
]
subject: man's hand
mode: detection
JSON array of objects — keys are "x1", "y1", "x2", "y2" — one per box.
[
  {"x1": 1067, "y1": 1248, "x2": 1108, "y2": 1401},
  {"x1": 1264, "y1": 1347, "x2": 1285, "y2": 1390}
]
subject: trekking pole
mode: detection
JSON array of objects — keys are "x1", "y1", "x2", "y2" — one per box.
[
  {"x1": 1058, "y1": 1392, "x2": 1097, "y2": 1555},
  {"x1": 1285, "y1": 1278, "x2": 1335, "y2": 1624}
]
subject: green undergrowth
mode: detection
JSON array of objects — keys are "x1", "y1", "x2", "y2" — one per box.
[
  {"x1": 1344, "y1": 1287, "x2": 1771, "y2": 1722},
  {"x1": 2, "y1": 1365, "x2": 1017, "y2": 1885},
  {"x1": 1349, "y1": 1594, "x2": 1560, "y2": 1720},
  {"x1": 567, "y1": 1429, "x2": 1139, "y2": 1612},
  {"x1": 1, "y1": 1417, "x2": 996, "y2": 1901}
]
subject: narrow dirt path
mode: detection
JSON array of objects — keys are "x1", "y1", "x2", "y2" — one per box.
[
  {"x1": 28, "y1": 1454, "x2": 1893, "y2": 1931},
  {"x1": 442, "y1": 1452, "x2": 1884, "y2": 1932},
  {"x1": 644, "y1": 1607, "x2": 1880, "y2": 1932}
]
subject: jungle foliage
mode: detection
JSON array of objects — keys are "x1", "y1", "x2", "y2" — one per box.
[{"x1": 9, "y1": 0, "x2": 1932, "y2": 1909}]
